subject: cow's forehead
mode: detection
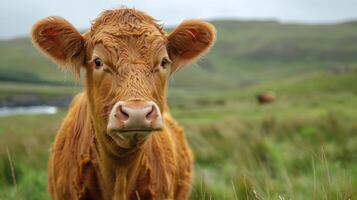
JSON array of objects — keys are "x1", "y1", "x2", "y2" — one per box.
[
  {"x1": 90, "y1": 9, "x2": 165, "y2": 41},
  {"x1": 90, "y1": 33, "x2": 167, "y2": 66},
  {"x1": 88, "y1": 9, "x2": 167, "y2": 62}
]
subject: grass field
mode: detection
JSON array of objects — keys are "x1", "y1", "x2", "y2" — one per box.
[
  {"x1": 0, "y1": 19, "x2": 357, "y2": 199},
  {"x1": 0, "y1": 71, "x2": 356, "y2": 199}
]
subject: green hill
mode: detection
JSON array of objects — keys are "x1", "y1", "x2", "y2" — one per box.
[
  {"x1": 0, "y1": 38, "x2": 67, "y2": 84},
  {"x1": 1, "y1": 20, "x2": 357, "y2": 87}
]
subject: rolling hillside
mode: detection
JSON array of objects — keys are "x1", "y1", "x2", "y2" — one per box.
[{"x1": 1, "y1": 20, "x2": 357, "y2": 105}]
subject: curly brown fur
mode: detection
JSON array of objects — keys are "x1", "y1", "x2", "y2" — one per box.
[{"x1": 31, "y1": 8, "x2": 216, "y2": 200}]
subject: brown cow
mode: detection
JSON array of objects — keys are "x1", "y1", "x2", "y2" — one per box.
[
  {"x1": 256, "y1": 92, "x2": 276, "y2": 105},
  {"x1": 31, "y1": 8, "x2": 216, "y2": 200}
]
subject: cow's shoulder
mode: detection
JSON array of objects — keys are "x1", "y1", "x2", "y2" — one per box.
[{"x1": 49, "y1": 92, "x2": 98, "y2": 198}]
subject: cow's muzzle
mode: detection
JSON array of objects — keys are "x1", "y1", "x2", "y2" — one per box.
[{"x1": 107, "y1": 100, "x2": 163, "y2": 140}]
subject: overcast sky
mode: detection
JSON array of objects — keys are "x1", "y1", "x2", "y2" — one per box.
[{"x1": 1, "y1": 0, "x2": 357, "y2": 39}]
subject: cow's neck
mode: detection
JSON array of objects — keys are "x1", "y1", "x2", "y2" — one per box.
[
  {"x1": 95, "y1": 140, "x2": 145, "y2": 197},
  {"x1": 93, "y1": 127, "x2": 163, "y2": 199}
]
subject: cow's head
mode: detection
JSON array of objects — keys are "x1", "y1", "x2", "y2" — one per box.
[{"x1": 31, "y1": 9, "x2": 215, "y2": 151}]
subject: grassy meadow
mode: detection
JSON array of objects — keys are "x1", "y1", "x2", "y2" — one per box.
[{"x1": 0, "y1": 20, "x2": 357, "y2": 199}]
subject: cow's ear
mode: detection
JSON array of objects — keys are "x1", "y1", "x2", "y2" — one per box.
[
  {"x1": 167, "y1": 20, "x2": 216, "y2": 73},
  {"x1": 31, "y1": 17, "x2": 86, "y2": 77}
]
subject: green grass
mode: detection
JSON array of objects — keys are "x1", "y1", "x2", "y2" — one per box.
[
  {"x1": 0, "y1": 82, "x2": 79, "y2": 97},
  {"x1": 0, "y1": 82, "x2": 80, "y2": 106},
  {"x1": 0, "y1": 112, "x2": 66, "y2": 200},
  {"x1": 0, "y1": 72, "x2": 356, "y2": 199},
  {"x1": 1, "y1": 19, "x2": 357, "y2": 199}
]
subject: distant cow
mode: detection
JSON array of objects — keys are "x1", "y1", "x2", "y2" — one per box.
[
  {"x1": 256, "y1": 92, "x2": 276, "y2": 104},
  {"x1": 31, "y1": 8, "x2": 216, "y2": 199}
]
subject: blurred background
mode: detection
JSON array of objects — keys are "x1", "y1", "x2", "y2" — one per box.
[{"x1": 0, "y1": 0, "x2": 356, "y2": 199}]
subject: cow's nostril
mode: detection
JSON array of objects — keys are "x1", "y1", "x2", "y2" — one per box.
[
  {"x1": 115, "y1": 105, "x2": 129, "y2": 120},
  {"x1": 145, "y1": 105, "x2": 155, "y2": 121}
]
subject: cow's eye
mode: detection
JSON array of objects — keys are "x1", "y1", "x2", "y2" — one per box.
[
  {"x1": 94, "y1": 58, "x2": 103, "y2": 69},
  {"x1": 160, "y1": 58, "x2": 171, "y2": 69}
]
